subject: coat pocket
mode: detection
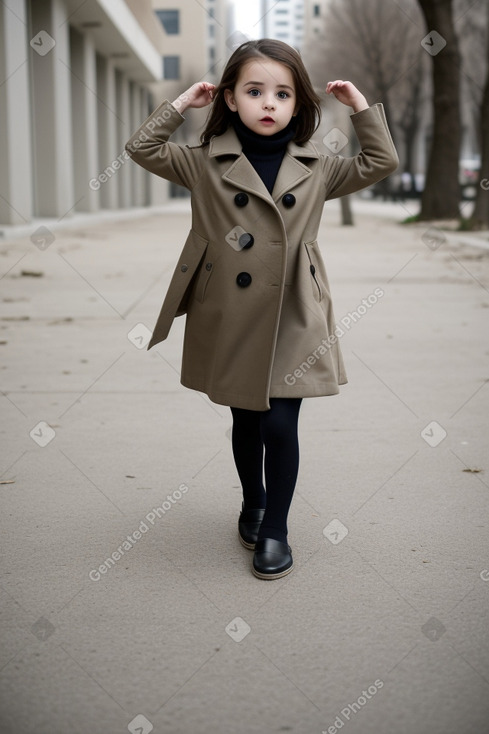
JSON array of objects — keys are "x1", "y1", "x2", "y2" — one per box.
[
  {"x1": 304, "y1": 241, "x2": 323, "y2": 303},
  {"x1": 193, "y1": 250, "x2": 213, "y2": 304},
  {"x1": 148, "y1": 230, "x2": 209, "y2": 349},
  {"x1": 175, "y1": 231, "x2": 209, "y2": 315}
]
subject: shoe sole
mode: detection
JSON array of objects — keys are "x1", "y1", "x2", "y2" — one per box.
[
  {"x1": 252, "y1": 562, "x2": 293, "y2": 580},
  {"x1": 238, "y1": 533, "x2": 255, "y2": 550}
]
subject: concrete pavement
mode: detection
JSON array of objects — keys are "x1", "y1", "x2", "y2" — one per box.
[{"x1": 1, "y1": 198, "x2": 488, "y2": 734}]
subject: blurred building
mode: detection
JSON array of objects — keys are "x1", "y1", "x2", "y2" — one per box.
[
  {"x1": 260, "y1": 0, "x2": 304, "y2": 49},
  {"x1": 0, "y1": 0, "x2": 169, "y2": 226},
  {"x1": 0, "y1": 0, "x2": 233, "y2": 227},
  {"x1": 152, "y1": 0, "x2": 228, "y2": 95},
  {"x1": 304, "y1": 1, "x2": 328, "y2": 39},
  {"x1": 151, "y1": 1, "x2": 231, "y2": 198}
]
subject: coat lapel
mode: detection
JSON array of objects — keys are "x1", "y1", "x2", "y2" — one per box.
[
  {"x1": 271, "y1": 153, "x2": 315, "y2": 201},
  {"x1": 273, "y1": 139, "x2": 320, "y2": 200},
  {"x1": 209, "y1": 127, "x2": 273, "y2": 203},
  {"x1": 208, "y1": 125, "x2": 321, "y2": 205},
  {"x1": 222, "y1": 155, "x2": 273, "y2": 203}
]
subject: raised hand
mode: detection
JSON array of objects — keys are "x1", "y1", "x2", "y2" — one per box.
[
  {"x1": 325, "y1": 80, "x2": 368, "y2": 113},
  {"x1": 172, "y1": 82, "x2": 216, "y2": 114}
]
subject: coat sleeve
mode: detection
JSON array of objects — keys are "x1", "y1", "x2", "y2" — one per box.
[
  {"x1": 124, "y1": 100, "x2": 204, "y2": 190},
  {"x1": 323, "y1": 103, "x2": 399, "y2": 201}
]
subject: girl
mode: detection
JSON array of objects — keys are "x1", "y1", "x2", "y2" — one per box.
[{"x1": 125, "y1": 39, "x2": 398, "y2": 580}]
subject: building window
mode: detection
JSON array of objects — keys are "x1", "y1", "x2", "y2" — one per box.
[
  {"x1": 163, "y1": 56, "x2": 180, "y2": 79},
  {"x1": 313, "y1": 4, "x2": 320, "y2": 16},
  {"x1": 155, "y1": 9, "x2": 179, "y2": 34}
]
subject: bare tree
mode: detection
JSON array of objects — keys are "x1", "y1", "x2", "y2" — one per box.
[
  {"x1": 395, "y1": 56, "x2": 430, "y2": 179},
  {"x1": 417, "y1": 0, "x2": 462, "y2": 219},
  {"x1": 466, "y1": 0, "x2": 489, "y2": 229},
  {"x1": 306, "y1": 0, "x2": 429, "y2": 188},
  {"x1": 456, "y1": 0, "x2": 486, "y2": 136}
]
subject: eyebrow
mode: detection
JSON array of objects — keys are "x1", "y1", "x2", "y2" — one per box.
[{"x1": 242, "y1": 81, "x2": 294, "y2": 91}]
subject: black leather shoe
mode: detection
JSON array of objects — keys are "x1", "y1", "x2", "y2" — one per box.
[
  {"x1": 238, "y1": 505, "x2": 265, "y2": 549},
  {"x1": 252, "y1": 538, "x2": 293, "y2": 579}
]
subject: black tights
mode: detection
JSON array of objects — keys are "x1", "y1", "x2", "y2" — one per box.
[{"x1": 230, "y1": 398, "x2": 302, "y2": 544}]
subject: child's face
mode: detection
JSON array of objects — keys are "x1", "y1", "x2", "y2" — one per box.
[{"x1": 224, "y1": 59, "x2": 297, "y2": 136}]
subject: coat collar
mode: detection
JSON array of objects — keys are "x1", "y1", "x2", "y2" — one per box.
[
  {"x1": 208, "y1": 125, "x2": 320, "y2": 160},
  {"x1": 208, "y1": 125, "x2": 320, "y2": 203}
]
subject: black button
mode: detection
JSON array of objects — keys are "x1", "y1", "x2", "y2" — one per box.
[
  {"x1": 234, "y1": 193, "x2": 249, "y2": 207},
  {"x1": 310, "y1": 264, "x2": 316, "y2": 275},
  {"x1": 236, "y1": 272, "x2": 252, "y2": 288},
  {"x1": 205, "y1": 262, "x2": 212, "y2": 271},
  {"x1": 181, "y1": 264, "x2": 188, "y2": 272},
  {"x1": 282, "y1": 193, "x2": 296, "y2": 208},
  {"x1": 239, "y1": 233, "x2": 254, "y2": 249}
]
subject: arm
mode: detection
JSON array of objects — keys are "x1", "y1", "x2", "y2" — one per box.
[
  {"x1": 322, "y1": 81, "x2": 399, "y2": 200},
  {"x1": 124, "y1": 82, "x2": 216, "y2": 191}
]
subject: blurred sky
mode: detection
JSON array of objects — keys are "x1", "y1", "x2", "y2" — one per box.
[{"x1": 232, "y1": 0, "x2": 261, "y2": 38}]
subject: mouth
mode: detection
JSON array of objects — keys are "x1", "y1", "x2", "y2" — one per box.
[{"x1": 260, "y1": 116, "x2": 275, "y2": 123}]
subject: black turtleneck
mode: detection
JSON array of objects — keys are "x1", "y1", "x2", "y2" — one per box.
[{"x1": 231, "y1": 113, "x2": 297, "y2": 194}]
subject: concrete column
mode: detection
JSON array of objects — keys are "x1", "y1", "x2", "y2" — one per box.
[
  {"x1": 145, "y1": 91, "x2": 169, "y2": 206},
  {"x1": 70, "y1": 26, "x2": 98, "y2": 212},
  {"x1": 30, "y1": 0, "x2": 74, "y2": 217},
  {"x1": 116, "y1": 70, "x2": 132, "y2": 208},
  {"x1": 140, "y1": 86, "x2": 152, "y2": 206},
  {"x1": 130, "y1": 82, "x2": 145, "y2": 207},
  {"x1": 95, "y1": 54, "x2": 118, "y2": 209},
  {"x1": 0, "y1": 0, "x2": 33, "y2": 224}
]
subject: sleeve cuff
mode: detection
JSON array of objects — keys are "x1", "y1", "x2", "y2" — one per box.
[
  {"x1": 125, "y1": 99, "x2": 185, "y2": 154},
  {"x1": 350, "y1": 103, "x2": 383, "y2": 121}
]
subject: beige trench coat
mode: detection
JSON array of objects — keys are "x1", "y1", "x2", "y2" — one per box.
[{"x1": 125, "y1": 100, "x2": 398, "y2": 410}]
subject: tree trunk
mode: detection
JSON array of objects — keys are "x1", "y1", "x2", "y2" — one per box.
[
  {"x1": 340, "y1": 195, "x2": 354, "y2": 225},
  {"x1": 468, "y1": 3, "x2": 489, "y2": 229},
  {"x1": 375, "y1": 89, "x2": 394, "y2": 199},
  {"x1": 404, "y1": 130, "x2": 416, "y2": 177},
  {"x1": 398, "y1": 59, "x2": 425, "y2": 178},
  {"x1": 418, "y1": 0, "x2": 461, "y2": 219}
]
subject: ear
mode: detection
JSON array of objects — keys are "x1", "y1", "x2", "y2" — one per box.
[{"x1": 224, "y1": 88, "x2": 238, "y2": 112}]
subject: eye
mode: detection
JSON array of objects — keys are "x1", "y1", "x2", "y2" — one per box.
[
  {"x1": 277, "y1": 91, "x2": 290, "y2": 100},
  {"x1": 248, "y1": 88, "x2": 260, "y2": 97}
]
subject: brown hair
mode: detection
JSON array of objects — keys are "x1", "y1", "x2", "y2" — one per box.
[{"x1": 200, "y1": 39, "x2": 321, "y2": 146}]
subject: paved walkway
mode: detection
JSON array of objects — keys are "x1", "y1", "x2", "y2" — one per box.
[{"x1": 1, "y1": 199, "x2": 488, "y2": 734}]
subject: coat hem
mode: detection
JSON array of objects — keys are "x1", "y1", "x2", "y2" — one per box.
[
  {"x1": 180, "y1": 374, "x2": 347, "y2": 410},
  {"x1": 269, "y1": 379, "x2": 347, "y2": 398}
]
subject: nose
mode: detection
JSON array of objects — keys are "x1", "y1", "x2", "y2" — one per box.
[{"x1": 263, "y1": 94, "x2": 275, "y2": 110}]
